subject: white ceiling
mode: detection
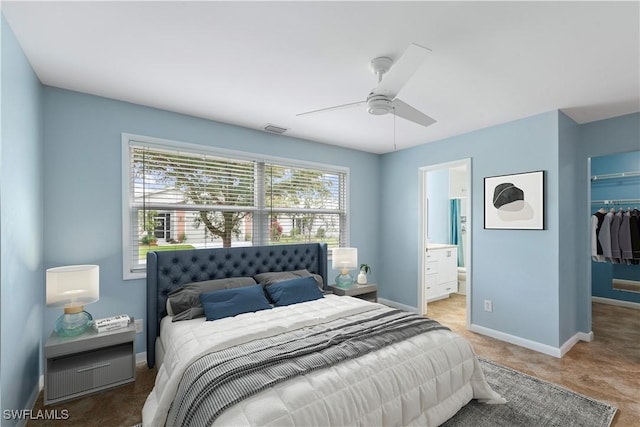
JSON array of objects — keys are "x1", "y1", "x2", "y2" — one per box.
[{"x1": 3, "y1": 1, "x2": 639, "y2": 154}]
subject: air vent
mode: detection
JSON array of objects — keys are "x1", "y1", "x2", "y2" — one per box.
[{"x1": 264, "y1": 124, "x2": 288, "y2": 134}]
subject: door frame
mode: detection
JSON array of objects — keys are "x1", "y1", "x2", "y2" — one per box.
[{"x1": 418, "y1": 158, "x2": 472, "y2": 329}]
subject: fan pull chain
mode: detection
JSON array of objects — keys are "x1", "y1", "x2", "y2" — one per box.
[{"x1": 393, "y1": 107, "x2": 397, "y2": 151}]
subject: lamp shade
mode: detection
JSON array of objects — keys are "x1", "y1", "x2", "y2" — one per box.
[
  {"x1": 332, "y1": 247, "x2": 358, "y2": 270},
  {"x1": 46, "y1": 265, "x2": 99, "y2": 308}
]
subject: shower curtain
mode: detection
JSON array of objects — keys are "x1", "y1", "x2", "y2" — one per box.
[{"x1": 449, "y1": 199, "x2": 463, "y2": 267}]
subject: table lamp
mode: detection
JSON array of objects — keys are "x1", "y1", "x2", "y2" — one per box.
[
  {"x1": 46, "y1": 265, "x2": 99, "y2": 337},
  {"x1": 332, "y1": 247, "x2": 358, "y2": 289}
]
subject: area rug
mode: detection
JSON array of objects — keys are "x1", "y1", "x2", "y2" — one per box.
[{"x1": 442, "y1": 358, "x2": 617, "y2": 427}]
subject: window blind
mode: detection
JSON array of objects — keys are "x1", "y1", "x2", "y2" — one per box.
[
  {"x1": 264, "y1": 163, "x2": 346, "y2": 247},
  {"x1": 124, "y1": 138, "x2": 347, "y2": 276}
]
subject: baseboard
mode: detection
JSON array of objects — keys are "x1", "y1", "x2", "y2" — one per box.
[
  {"x1": 381, "y1": 299, "x2": 596, "y2": 358},
  {"x1": 592, "y1": 296, "x2": 640, "y2": 310},
  {"x1": 136, "y1": 351, "x2": 147, "y2": 365},
  {"x1": 579, "y1": 331, "x2": 594, "y2": 342},
  {"x1": 470, "y1": 323, "x2": 564, "y2": 358},
  {"x1": 377, "y1": 298, "x2": 418, "y2": 313},
  {"x1": 20, "y1": 378, "x2": 42, "y2": 427},
  {"x1": 559, "y1": 331, "x2": 593, "y2": 357}
]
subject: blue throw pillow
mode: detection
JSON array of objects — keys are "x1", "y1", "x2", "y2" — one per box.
[
  {"x1": 200, "y1": 284, "x2": 271, "y2": 321},
  {"x1": 265, "y1": 276, "x2": 324, "y2": 307}
]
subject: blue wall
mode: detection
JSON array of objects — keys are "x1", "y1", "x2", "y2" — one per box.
[
  {"x1": 381, "y1": 111, "x2": 639, "y2": 349},
  {"x1": 558, "y1": 112, "x2": 581, "y2": 344},
  {"x1": 41, "y1": 87, "x2": 381, "y2": 354},
  {"x1": 381, "y1": 111, "x2": 562, "y2": 347},
  {"x1": 590, "y1": 150, "x2": 640, "y2": 303},
  {"x1": 1, "y1": 15, "x2": 44, "y2": 424}
]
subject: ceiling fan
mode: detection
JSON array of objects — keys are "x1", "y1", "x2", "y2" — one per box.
[{"x1": 297, "y1": 43, "x2": 436, "y2": 127}]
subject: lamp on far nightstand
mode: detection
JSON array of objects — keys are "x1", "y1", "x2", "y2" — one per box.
[
  {"x1": 46, "y1": 265, "x2": 99, "y2": 337},
  {"x1": 332, "y1": 247, "x2": 358, "y2": 289}
]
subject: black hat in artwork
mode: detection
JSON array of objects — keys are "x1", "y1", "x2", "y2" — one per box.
[{"x1": 492, "y1": 183, "x2": 524, "y2": 209}]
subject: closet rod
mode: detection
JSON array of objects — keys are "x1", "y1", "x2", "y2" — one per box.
[
  {"x1": 591, "y1": 198, "x2": 640, "y2": 205},
  {"x1": 590, "y1": 171, "x2": 640, "y2": 181}
]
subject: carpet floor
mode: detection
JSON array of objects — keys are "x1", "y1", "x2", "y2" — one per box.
[{"x1": 443, "y1": 358, "x2": 616, "y2": 427}]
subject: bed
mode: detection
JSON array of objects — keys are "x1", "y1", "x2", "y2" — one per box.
[{"x1": 142, "y1": 243, "x2": 503, "y2": 426}]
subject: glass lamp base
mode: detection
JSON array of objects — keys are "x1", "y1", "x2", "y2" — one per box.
[
  {"x1": 54, "y1": 311, "x2": 93, "y2": 337},
  {"x1": 335, "y1": 273, "x2": 354, "y2": 289}
]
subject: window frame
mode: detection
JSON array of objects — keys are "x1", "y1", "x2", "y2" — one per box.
[{"x1": 121, "y1": 133, "x2": 350, "y2": 280}]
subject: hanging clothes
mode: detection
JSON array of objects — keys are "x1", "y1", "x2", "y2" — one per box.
[
  {"x1": 591, "y1": 209, "x2": 606, "y2": 262},
  {"x1": 592, "y1": 207, "x2": 640, "y2": 265},
  {"x1": 631, "y1": 208, "x2": 640, "y2": 262},
  {"x1": 619, "y1": 210, "x2": 633, "y2": 264},
  {"x1": 598, "y1": 210, "x2": 614, "y2": 262},
  {"x1": 610, "y1": 209, "x2": 622, "y2": 263}
]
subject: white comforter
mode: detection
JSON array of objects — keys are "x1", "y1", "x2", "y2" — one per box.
[{"x1": 142, "y1": 295, "x2": 503, "y2": 426}]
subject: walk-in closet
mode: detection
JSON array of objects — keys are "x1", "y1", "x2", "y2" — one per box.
[{"x1": 590, "y1": 151, "x2": 640, "y2": 306}]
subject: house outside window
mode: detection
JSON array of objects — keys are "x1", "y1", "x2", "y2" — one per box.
[{"x1": 122, "y1": 134, "x2": 348, "y2": 279}]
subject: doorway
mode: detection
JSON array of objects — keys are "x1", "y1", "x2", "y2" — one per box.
[
  {"x1": 418, "y1": 158, "x2": 472, "y2": 329},
  {"x1": 588, "y1": 151, "x2": 640, "y2": 310}
]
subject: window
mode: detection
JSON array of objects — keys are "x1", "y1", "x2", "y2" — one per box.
[{"x1": 122, "y1": 134, "x2": 348, "y2": 279}]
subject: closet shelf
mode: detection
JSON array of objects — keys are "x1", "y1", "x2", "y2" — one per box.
[
  {"x1": 590, "y1": 171, "x2": 640, "y2": 181},
  {"x1": 591, "y1": 198, "x2": 640, "y2": 205}
]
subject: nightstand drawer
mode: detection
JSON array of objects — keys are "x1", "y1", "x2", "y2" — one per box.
[{"x1": 47, "y1": 343, "x2": 134, "y2": 401}]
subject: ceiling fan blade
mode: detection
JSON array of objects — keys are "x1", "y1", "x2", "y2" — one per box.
[
  {"x1": 391, "y1": 99, "x2": 436, "y2": 127},
  {"x1": 375, "y1": 43, "x2": 431, "y2": 98},
  {"x1": 297, "y1": 100, "x2": 366, "y2": 117}
]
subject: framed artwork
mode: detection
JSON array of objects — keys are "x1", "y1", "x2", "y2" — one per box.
[{"x1": 484, "y1": 170, "x2": 544, "y2": 230}]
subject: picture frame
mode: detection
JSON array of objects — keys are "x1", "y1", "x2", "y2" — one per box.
[{"x1": 484, "y1": 170, "x2": 544, "y2": 230}]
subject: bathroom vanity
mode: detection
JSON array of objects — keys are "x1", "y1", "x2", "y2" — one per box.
[{"x1": 425, "y1": 244, "x2": 458, "y2": 302}]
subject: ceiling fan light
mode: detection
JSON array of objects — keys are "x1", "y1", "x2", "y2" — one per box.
[
  {"x1": 366, "y1": 96, "x2": 393, "y2": 115},
  {"x1": 368, "y1": 105, "x2": 391, "y2": 115}
]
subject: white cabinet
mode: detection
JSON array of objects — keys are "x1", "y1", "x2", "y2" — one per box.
[
  {"x1": 426, "y1": 245, "x2": 458, "y2": 302},
  {"x1": 449, "y1": 167, "x2": 468, "y2": 199}
]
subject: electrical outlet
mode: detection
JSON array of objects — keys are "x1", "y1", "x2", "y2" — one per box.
[
  {"x1": 134, "y1": 318, "x2": 143, "y2": 334},
  {"x1": 484, "y1": 299, "x2": 493, "y2": 312}
]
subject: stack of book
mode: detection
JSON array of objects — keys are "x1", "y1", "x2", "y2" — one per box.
[{"x1": 93, "y1": 314, "x2": 131, "y2": 333}]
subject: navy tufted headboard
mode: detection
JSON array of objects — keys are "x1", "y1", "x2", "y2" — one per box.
[{"x1": 146, "y1": 243, "x2": 328, "y2": 368}]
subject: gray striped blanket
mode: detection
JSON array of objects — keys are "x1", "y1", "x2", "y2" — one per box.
[{"x1": 166, "y1": 309, "x2": 449, "y2": 427}]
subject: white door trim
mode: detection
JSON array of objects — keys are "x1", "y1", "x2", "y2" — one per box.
[{"x1": 418, "y1": 158, "x2": 472, "y2": 330}]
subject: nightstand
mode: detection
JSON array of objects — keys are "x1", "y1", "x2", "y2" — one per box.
[
  {"x1": 329, "y1": 283, "x2": 378, "y2": 302},
  {"x1": 44, "y1": 320, "x2": 136, "y2": 405}
]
